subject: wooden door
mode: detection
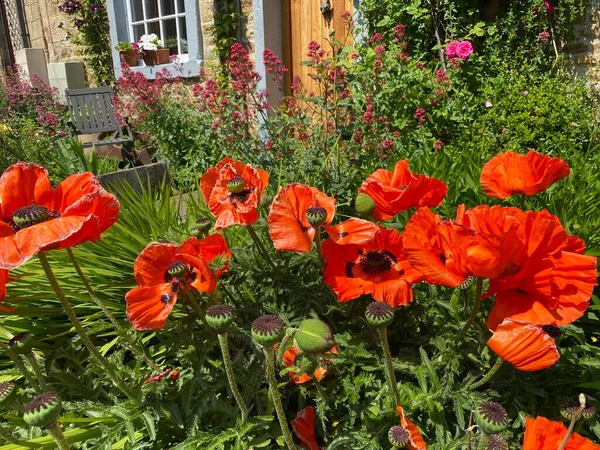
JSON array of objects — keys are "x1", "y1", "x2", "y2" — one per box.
[{"x1": 283, "y1": 0, "x2": 353, "y2": 95}]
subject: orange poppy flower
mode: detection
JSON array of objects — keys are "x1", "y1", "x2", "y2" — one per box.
[
  {"x1": 281, "y1": 344, "x2": 337, "y2": 384},
  {"x1": 396, "y1": 406, "x2": 427, "y2": 450},
  {"x1": 291, "y1": 406, "x2": 320, "y2": 450},
  {"x1": 125, "y1": 235, "x2": 230, "y2": 330},
  {"x1": 200, "y1": 157, "x2": 269, "y2": 230},
  {"x1": 358, "y1": 160, "x2": 447, "y2": 220},
  {"x1": 0, "y1": 162, "x2": 119, "y2": 269},
  {"x1": 480, "y1": 150, "x2": 570, "y2": 199},
  {"x1": 323, "y1": 218, "x2": 380, "y2": 245},
  {"x1": 268, "y1": 183, "x2": 335, "y2": 252},
  {"x1": 323, "y1": 226, "x2": 423, "y2": 307},
  {"x1": 523, "y1": 416, "x2": 600, "y2": 450},
  {"x1": 487, "y1": 319, "x2": 560, "y2": 371}
]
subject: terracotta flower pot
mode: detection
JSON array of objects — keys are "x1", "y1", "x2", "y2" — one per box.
[
  {"x1": 119, "y1": 49, "x2": 138, "y2": 67},
  {"x1": 142, "y1": 50, "x2": 158, "y2": 66},
  {"x1": 156, "y1": 48, "x2": 170, "y2": 65}
]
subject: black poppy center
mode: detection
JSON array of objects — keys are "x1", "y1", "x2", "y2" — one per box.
[
  {"x1": 479, "y1": 401, "x2": 508, "y2": 425},
  {"x1": 11, "y1": 204, "x2": 54, "y2": 229},
  {"x1": 207, "y1": 304, "x2": 233, "y2": 318},
  {"x1": 542, "y1": 324, "x2": 561, "y2": 339},
  {"x1": 251, "y1": 315, "x2": 283, "y2": 335},
  {"x1": 359, "y1": 250, "x2": 396, "y2": 274}
]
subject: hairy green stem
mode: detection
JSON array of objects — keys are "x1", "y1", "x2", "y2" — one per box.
[
  {"x1": 263, "y1": 347, "x2": 297, "y2": 450},
  {"x1": 246, "y1": 225, "x2": 276, "y2": 269},
  {"x1": 276, "y1": 332, "x2": 295, "y2": 366},
  {"x1": 314, "y1": 228, "x2": 326, "y2": 269},
  {"x1": 218, "y1": 333, "x2": 248, "y2": 422},
  {"x1": 454, "y1": 278, "x2": 484, "y2": 346},
  {"x1": 66, "y1": 248, "x2": 160, "y2": 372},
  {"x1": 26, "y1": 353, "x2": 48, "y2": 391},
  {"x1": 0, "y1": 341, "x2": 40, "y2": 391},
  {"x1": 377, "y1": 327, "x2": 401, "y2": 407},
  {"x1": 46, "y1": 423, "x2": 71, "y2": 450},
  {"x1": 470, "y1": 356, "x2": 503, "y2": 390},
  {"x1": 38, "y1": 253, "x2": 137, "y2": 402}
]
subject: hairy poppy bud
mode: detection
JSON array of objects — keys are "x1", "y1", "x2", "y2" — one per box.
[
  {"x1": 206, "y1": 305, "x2": 234, "y2": 332},
  {"x1": 365, "y1": 302, "x2": 394, "y2": 328},
  {"x1": 561, "y1": 395, "x2": 596, "y2": 421},
  {"x1": 486, "y1": 435, "x2": 508, "y2": 450},
  {"x1": 191, "y1": 217, "x2": 212, "y2": 237},
  {"x1": 260, "y1": 195, "x2": 273, "y2": 208},
  {"x1": 23, "y1": 392, "x2": 61, "y2": 428},
  {"x1": 295, "y1": 318, "x2": 335, "y2": 354},
  {"x1": 388, "y1": 425, "x2": 410, "y2": 448},
  {"x1": 227, "y1": 177, "x2": 246, "y2": 194},
  {"x1": 355, "y1": 193, "x2": 375, "y2": 218},
  {"x1": 0, "y1": 381, "x2": 16, "y2": 406},
  {"x1": 306, "y1": 207, "x2": 328, "y2": 227},
  {"x1": 9, "y1": 332, "x2": 34, "y2": 355},
  {"x1": 251, "y1": 315, "x2": 284, "y2": 348},
  {"x1": 474, "y1": 401, "x2": 508, "y2": 435}
]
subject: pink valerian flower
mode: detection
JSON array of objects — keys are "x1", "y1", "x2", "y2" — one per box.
[
  {"x1": 394, "y1": 24, "x2": 406, "y2": 40},
  {"x1": 363, "y1": 111, "x2": 374, "y2": 125},
  {"x1": 263, "y1": 49, "x2": 288, "y2": 87},
  {"x1": 544, "y1": 0, "x2": 555, "y2": 15},
  {"x1": 350, "y1": 52, "x2": 359, "y2": 60},
  {"x1": 448, "y1": 57, "x2": 461, "y2": 68},
  {"x1": 456, "y1": 41, "x2": 473, "y2": 60},
  {"x1": 370, "y1": 32, "x2": 383, "y2": 44},
  {"x1": 538, "y1": 31, "x2": 551, "y2": 41},
  {"x1": 416, "y1": 61, "x2": 424, "y2": 69},
  {"x1": 375, "y1": 45, "x2": 386, "y2": 59},
  {"x1": 307, "y1": 40, "x2": 326, "y2": 62},
  {"x1": 414, "y1": 108, "x2": 427, "y2": 123},
  {"x1": 434, "y1": 139, "x2": 444, "y2": 150},
  {"x1": 228, "y1": 43, "x2": 261, "y2": 96},
  {"x1": 383, "y1": 139, "x2": 393, "y2": 151},
  {"x1": 265, "y1": 140, "x2": 275, "y2": 152},
  {"x1": 393, "y1": 131, "x2": 400, "y2": 138},
  {"x1": 290, "y1": 75, "x2": 302, "y2": 91},
  {"x1": 435, "y1": 69, "x2": 450, "y2": 85}
]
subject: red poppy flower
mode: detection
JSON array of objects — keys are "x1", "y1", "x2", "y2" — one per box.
[
  {"x1": 358, "y1": 160, "x2": 447, "y2": 220},
  {"x1": 480, "y1": 150, "x2": 570, "y2": 199},
  {"x1": 487, "y1": 319, "x2": 560, "y2": 371},
  {"x1": 396, "y1": 406, "x2": 427, "y2": 450},
  {"x1": 125, "y1": 234, "x2": 230, "y2": 330},
  {"x1": 0, "y1": 269, "x2": 13, "y2": 312},
  {"x1": 322, "y1": 218, "x2": 379, "y2": 245},
  {"x1": 523, "y1": 416, "x2": 600, "y2": 450},
  {"x1": 200, "y1": 157, "x2": 269, "y2": 230},
  {"x1": 323, "y1": 225, "x2": 423, "y2": 307},
  {"x1": 281, "y1": 344, "x2": 337, "y2": 384},
  {"x1": 0, "y1": 162, "x2": 119, "y2": 269},
  {"x1": 268, "y1": 183, "x2": 335, "y2": 252},
  {"x1": 291, "y1": 406, "x2": 320, "y2": 450}
]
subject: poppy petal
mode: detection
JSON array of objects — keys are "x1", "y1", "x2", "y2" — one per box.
[
  {"x1": 125, "y1": 283, "x2": 178, "y2": 330},
  {"x1": 291, "y1": 407, "x2": 320, "y2": 450},
  {"x1": 178, "y1": 254, "x2": 218, "y2": 292},
  {"x1": 200, "y1": 165, "x2": 221, "y2": 204},
  {"x1": 0, "y1": 269, "x2": 14, "y2": 312},
  {"x1": 396, "y1": 406, "x2": 427, "y2": 450},
  {"x1": 323, "y1": 218, "x2": 379, "y2": 245},
  {"x1": 488, "y1": 319, "x2": 559, "y2": 371},
  {"x1": 180, "y1": 234, "x2": 232, "y2": 277},
  {"x1": 523, "y1": 416, "x2": 600, "y2": 450},
  {"x1": 0, "y1": 162, "x2": 53, "y2": 217},
  {"x1": 133, "y1": 242, "x2": 179, "y2": 287}
]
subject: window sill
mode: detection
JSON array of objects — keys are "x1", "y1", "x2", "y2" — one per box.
[{"x1": 117, "y1": 59, "x2": 203, "y2": 79}]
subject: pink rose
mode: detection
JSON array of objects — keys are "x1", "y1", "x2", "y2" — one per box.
[
  {"x1": 445, "y1": 40, "x2": 459, "y2": 57},
  {"x1": 456, "y1": 41, "x2": 473, "y2": 60}
]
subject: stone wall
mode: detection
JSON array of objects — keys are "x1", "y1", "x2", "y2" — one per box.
[{"x1": 572, "y1": 0, "x2": 600, "y2": 80}]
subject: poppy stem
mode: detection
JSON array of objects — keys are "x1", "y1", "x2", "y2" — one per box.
[
  {"x1": 314, "y1": 228, "x2": 326, "y2": 269},
  {"x1": 310, "y1": 372, "x2": 328, "y2": 403},
  {"x1": 263, "y1": 347, "x2": 298, "y2": 450},
  {"x1": 37, "y1": 253, "x2": 138, "y2": 402},
  {"x1": 557, "y1": 399, "x2": 585, "y2": 450},
  {"x1": 0, "y1": 340, "x2": 40, "y2": 391},
  {"x1": 377, "y1": 327, "x2": 401, "y2": 407},
  {"x1": 217, "y1": 333, "x2": 249, "y2": 422},
  {"x1": 519, "y1": 194, "x2": 525, "y2": 210},
  {"x1": 65, "y1": 248, "x2": 161, "y2": 372},
  {"x1": 469, "y1": 356, "x2": 503, "y2": 390},
  {"x1": 183, "y1": 291, "x2": 211, "y2": 330},
  {"x1": 46, "y1": 423, "x2": 71, "y2": 450},
  {"x1": 246, "y1": 225, "x2": 276, "y2": 269},
  {"x1": 453, "y1": 278, "x2": 484, "y2": 346},
  {"x1": 26, "y1": 353, "x2": 48, "y2": 391},
  {"x1": 276, "y1": 331, "x2": 295, "y2": 366}
]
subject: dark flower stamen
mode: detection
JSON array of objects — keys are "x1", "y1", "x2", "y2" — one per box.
[
  {"x1": 388, "y1": 425, "x2": 410, "y2": 448},
  {"x1": 359, "y1": 250, "x2": 396, "y2": 274}
]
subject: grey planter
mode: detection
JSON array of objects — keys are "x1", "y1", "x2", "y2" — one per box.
[{"x1": 97, "y1": 162, "x2": 170, "y2": 197}]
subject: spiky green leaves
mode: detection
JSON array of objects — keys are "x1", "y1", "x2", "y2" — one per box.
[
  {"x1": 306, "y1": 207, "x2": 328, "y2": 227},
  {"x1": 474, "y1": 401, "x2": 508, "y2": 435},
  {"x1": 388, "y1": 425, "x2": 409, "y2": 448},
  {"x1": 365, "y1": 302, "x2": 394, "y2": 328},
  {"x1": 206, "y1": 305, "x2": 234, "y2": 332},
  {"x1": 0, "y1": 382, "x2": 16, "y2": 406},
  {"x1": 23, "y1": 392, "x2": 61, "y2": 428},
  {"x1": 355, "y1": 193, "x2": 375, "y2": 218},
  {"x1": 295, "y1": 318, "x2": 335, "y2": 354},
  {"x1": 9, "y1": 332, "x2": 34, "y2": 355},
  {"x1": 251, "y1": 315, "x2": 284, "y2": 348}
]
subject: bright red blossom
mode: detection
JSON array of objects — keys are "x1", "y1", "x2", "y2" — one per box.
[
  {"x1": 396, "y1": 406, "x2": 427, "y2": 450},
  {"x1": 523, "y1": 416, "x2": 600, "y2": 449},
  {"x1": 0, "y1": 269, "x2": 12, "y2": 312},
  {"x1": 281, "y1": 345, "x2": 337, "y2": 384},
  {"x1": 291, "y1": 406, "x2": 320, "y2": 450},
  {"x1": 0, "y1": 162, "x2": 119, "y2": 269}
]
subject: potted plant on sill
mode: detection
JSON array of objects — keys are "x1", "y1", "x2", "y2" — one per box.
[
  {"x1": 115, "y1": 42, "x2": 138, "y2": 67},
  {"x1": 138, "y1": 34, "x2": 170, "y2": 66}
]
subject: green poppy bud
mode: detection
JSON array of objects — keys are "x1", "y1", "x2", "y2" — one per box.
[
  {"x1": 365, "y1": 302, "x2": 394, "y2": 328},
  {"x1": 205, "y1": 305, "x2": 234, "y2": 332},
  {"x1": 9, "y1": 332, "x2": 34, "y2": 355},
  {"x1": 23, "y1": 392, "x2": 61, "y2": 428},
  {"x1": 306, "y1": 207, "x2": 328, "y2": 228},
  {"x1": 474, "y1": 401, "x2": 508, "y2": 435},
  {"x1": 295, "y1": 318, "x2": 335, "y2": 354},
  {"x1": 251, "y1": 315, "x2": 284, "y2": 348},
  {"x1": 457, "y1": 276, "x2": 475, "y2": 290},
  {"x1": 191, "y1": 217, "x2": 212, "y2": 237},
  {"x1": 355, "y1": 193, "x2": 375, "y2": 218},
  {"x1": 388, "y1": 425, "x2": 409, "y2": 448}
]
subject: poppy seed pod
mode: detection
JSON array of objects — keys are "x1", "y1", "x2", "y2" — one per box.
[
  {"x1": 23, "y1": 392, "x2": 61, "y2": 428},
  {"x1": 0, "y1": 381, "x2": 16, "y2": 406},
  {"x1": 457, "y1": 276, "x2": 475, "y2": 291},
  {"x1": 251, "y1": 315, "x2": 284, "y2": 348},
  {"x1": 561, "y1": 395, "x2": 596, "y2": 421},
  {"x1": 486, "y1": 435, "x2": 509, "y2": 450},
  {"x1": 474, "y1": 401, "x2": 509, "y2": 435},
  {"x1": 191, "y1": 217, "x2": 212, "y2": 236},
  {"x1": 355, "y1": 193, "x2": 375, "y2": 218},
  {"x1": 365, "y1": 302, "x2": 395, "y2": 328},
  {"x1": 226, "y1": 177, "x2": 246, "y2": 194},
  {"x1": 306, "y1": 207, "x2": 328, "y2": 228},
  {"x1": 12, "y1": 205, "x2": 51, "y2": 229},
  {"x1": 9, "y1": 332, "x2": 34, "y2": 355},
  {"x1": 388, "y1": 425, "x2": 410, "y2": 448},
  {"x1": 295, "y1": 318, "x2": 335, "y2": 354},
  {"x1": 206, "y1": 305, "x2": 234, "y2": 332}
]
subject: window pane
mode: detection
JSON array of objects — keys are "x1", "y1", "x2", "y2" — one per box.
[
  {"x1": 133, "y1": 24, "x2": 145, "y2": 41},
  {"x1": 145, "y1": 0, "x2": 159, "y2": 19},
  {"x1": 177, "y1": 0, "x2": 185, "y2": 13},
  {"x1": 161, "y1": 0, "x2": 175, "y2": 16},
  {"x1": 147, "y1": 21, "x2": 160, "y2": 37},
  {"x1": 131, "y1": 0, "x2": 143, "y2": 22},
  {"x1": 163, "y1": 19, "x2": 177, "y2": 54},
  {"x1": 178, "y1": 17, "x2": 188, "y2": 54}
]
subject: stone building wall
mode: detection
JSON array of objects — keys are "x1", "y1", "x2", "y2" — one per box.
[{"x1": 572, "y1": 0, "x2": 600, "y2": 80}]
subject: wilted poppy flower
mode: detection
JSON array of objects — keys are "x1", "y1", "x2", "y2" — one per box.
[
  {"x1": 323, "y1": 225, "x2": 423, "y2": 307},
  {"x1": 0, "y1": 162, "x2": 119, "y2": 269},
  {"x1": 268, "y1": 183, "x2": 335, "y2": 252},
  {"x1": 396, "y1": 406, "x2": 427, "y2": 450},
  {"x1": 281, "y1": 344, "x2": 337, "y2": 384},
  {"x1": 125, "y1": 234, "x2": 230, "y2": 330},
  {"x1": 480, "y1": 150, "x2": 570, "y2": 199},
  {"x1": 523, "y1": 416, "x2": 600, "y2": 449},
  {"x1": 487, "y1": 319, "x2": 560, "y2": 371},
  {"x1": 200, "y1": 157, "x2": 269, "y2": 230},
  {"x1": 291, "y1": 406, "x2": 320, "y2": 450},
  {"x1": 358, "y1": 160, "x2": 447, "y2": 220}
]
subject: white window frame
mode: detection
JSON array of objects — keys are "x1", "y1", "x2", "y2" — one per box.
[{"x1": 106, "y1": 0, "x2": 203, "y2": 80}]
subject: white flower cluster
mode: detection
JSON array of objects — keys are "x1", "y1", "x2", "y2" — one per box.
[{"x1": 138, "y1": 34, "x2": 161, "y2": 51}]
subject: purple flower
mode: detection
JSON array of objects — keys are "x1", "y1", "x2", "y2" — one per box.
[
  {"x1": 58, "y1": 0, "x2": 82, "y2": 14},
  {"x1": 88, "y1": 3, "x2": 102, "y2": 13}
]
